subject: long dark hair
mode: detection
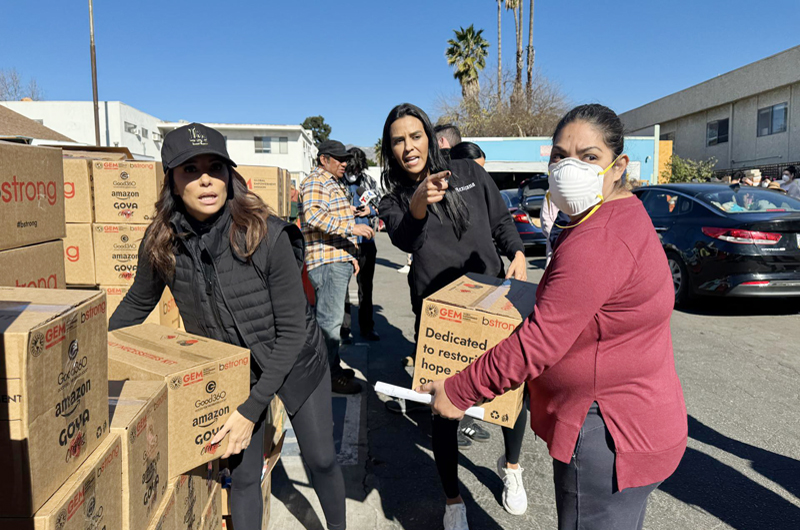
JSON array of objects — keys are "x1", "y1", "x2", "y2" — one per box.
[
  {"x1": 144, "y1": 167, "x2": 271, "y2": 279},
  {"x1": 381, "y1": 103, "x2": 470, "y2": 238},
  {"x1": 347, "y1": 147, "x2": 368, "y2": 176},
  {"x1": 449, "y1": 141, "x2": 485, "y2": 161}
]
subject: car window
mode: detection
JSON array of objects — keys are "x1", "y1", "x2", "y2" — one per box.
[
  {"x1": 520, "y1": 179, "x2": 549, "y2": 198},
  {"x1": 500, "y1": 191, "x2": 519, "y2": 209},
  {"x1": 698, "y1": 188, "x2": 800, "y2": 213},
  {"x1": 641, "y1": 191, "x2": 687, "y2": 216}
]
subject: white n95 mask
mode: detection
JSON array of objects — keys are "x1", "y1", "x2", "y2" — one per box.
[{"x1": 547, "y1": 156, "x2": 620, "y2": 219}]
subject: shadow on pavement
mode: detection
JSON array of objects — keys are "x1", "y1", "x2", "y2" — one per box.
[
  {"x1": 659, "y1": 416, "x2": 800, "y2": 529},
  {"x1": 376, "y1": 257, "x2": 403, "y2": 270},
  {"x1": 676, "y1": 297, "x2": 800, "y2": 316},
  {"x1": 271, "y1": 460, "x2": 327, "y2": 530}
]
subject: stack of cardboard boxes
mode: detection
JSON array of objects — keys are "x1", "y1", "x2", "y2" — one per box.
[
  {"x1": 237, "y1": 165, "x2": 292, "y2": 219},
  {"x1": 0, "y1": 141, "x2": 67, "y2": 290}
]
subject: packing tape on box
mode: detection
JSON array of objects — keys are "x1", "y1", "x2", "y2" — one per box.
[{"x1": 375, "y1": 382, "x2": 485, "y2": 420}]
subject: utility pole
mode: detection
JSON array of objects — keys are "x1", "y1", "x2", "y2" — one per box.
[{"x1": 89, "y1": 0, "x2": 100, "y2": 146}]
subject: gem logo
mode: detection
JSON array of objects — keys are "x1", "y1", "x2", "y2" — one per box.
[
  {"x1": 426, "y1": 305, "x2": 438, "y2": 318},
  {"x1": 169, "y1": 376, "x2": 182, "y2": 390},
  {"x1": 30, "y1": 332, "x2": 45, "y2": 357}
]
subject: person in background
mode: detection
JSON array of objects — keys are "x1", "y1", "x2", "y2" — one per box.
[
  {"x1": 421, "y1": 104, "x2": 687, "y2": 530},
  {"x1": 769, "y1": 180, "x2": 788, "y2": 194},
  {"x1": 340, "y1": 147, "x2": 381, "y2": 342},
  {"x1": 380, "y1": 103, "x2": 530, "y2": 529},
  {"x1": 300, "y1": 140, "x2": 374, "y2": 394},
  {"x1": 110, "y1": 123, "x2": 346, "y2": 530},
  {"x1": 449, "y1": 142, "x2": 486, "y2": 167},
  {"x1": 781, "y1": 165, "x2": 800, "y2": 199},
  {"x1": 434, "y1": 123, "x2": 462, "y2": 155}
]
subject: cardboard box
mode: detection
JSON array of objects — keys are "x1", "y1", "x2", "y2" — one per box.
[
  {"x1": 263, "y1": 397, "x2": 285, "y2": 456},
  {"x1": 64, "y1": 224, "x2": 96, "y2": 285},
  {"x1": 102, "y1": 285, "x2": 180, "y2": 328},
  {"x1": 199, "y1": 483, "x2": 221, "y2": 530},
  {"x1": 413, "y1": 274, "x2": 535, "y2": 428},
  {"x1": 0, "y1": 240, "x2": 66, "y2": 289},
  {"x1": 1, "y1": 434, "x2": 123, "y2": 530},
  {"x1": 92, "y1": 223, "x2": 149, "y2": 285},
  {"x1": 107, "y1": 325, "x2": 251, "y2": 478},
  {"x1": 237, "y1": 166, "x2": 289, "y2": 217},
  {"x1": 171, "y1": 472, "x2": 203, "y2": 530},
  {"x1": 63, "y1": 159, "x2": 94, "y2": 223},
  {"x1": 109, "y1": 381, "x2": 170, "y2": 530},
  {"x1": 92, "y1": 161, "x2": 164, "y2": 224},
  {"x1": 145, "y1": 480, "x2": 177, "y2": 530},
  {"x1": 54, "y1": 144, "x2": 133, "y2": 161},
  {"x1": 0, "y1": 288, "x2": 109, "y2": 516},
  {"x1": 0, "y1": 141, "x2": 66, "y2": 252}
]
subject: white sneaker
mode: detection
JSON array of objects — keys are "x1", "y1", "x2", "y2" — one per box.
[
  {"x1": 443, "y1": 503, "x2": 469, "y2": 530},
  {"x1": 496, "y1": 456, "x2": 527, "y2": 515},
  {"x1": 397, "y1": 265, "x2": 410, "y2": 274}
]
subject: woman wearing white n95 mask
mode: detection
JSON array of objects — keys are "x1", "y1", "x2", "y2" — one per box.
[{"x1": 420, "y1": 104, "x2": 687, "y2": 529}]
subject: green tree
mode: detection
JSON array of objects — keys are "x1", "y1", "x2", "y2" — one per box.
[
  {"x1": 445, "y1": 25, "x2": 490, "y2": 102},
  {"x1": 301, "y1": 116, "x2": 331, "y2": 145},
  {"x1": 373, "y1": 137, "x2": 382, "y2": 165},
  {"x1": 496, "y1": 0, "x2": 503, "y2": 101},
  {"x1": 506, "y1": 0, "x2": 524, "y2": 103},
  {"x1": 662, "y1": 154, "x2": 718, "y2": 183}
]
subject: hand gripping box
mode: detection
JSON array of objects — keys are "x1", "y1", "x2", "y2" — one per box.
[
  {"x1": 92, "y1": 161, "x2": 164, "y2": 224},
  {"x1": 2, "y1": 433, "x2": 123, "y2": 530},
  {"x1": 0, "y1": 141, "x2": 66, "y2": 252},
  {"x1": 413, "y1": 274, "x2": 536, "y2": 428},
  {"x1": 64, "y1": 224, "x2": 96, "y2": 286},
  {"x1": 0, "y1": 240, "x2": 66, "y2": 289},
  {"x1": 107, "y1": 324, "x2": 251, "y2": 478},
  {"x1": 109, "y1": 380, "x2": 170, "y2": 530},
  {"x1": 92, "y1": 223, "x2": 149, "y2": 286},
  {"x1": 0, "y1": 288, "x2": 109, "y2": 517}
]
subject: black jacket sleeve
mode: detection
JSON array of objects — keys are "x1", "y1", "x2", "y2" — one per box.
[
  {"x1": 108, "y1": 233, "x2": 166, "y2": 332},
  {"x1": 378, "y1": 192, "x2": 429, "y2": 253},
  {"x1": 478, "y1": 164, "x2": 525, "y2": 259},
  {"x1": 237, "y1": 230, "x2": 308, "y2": 422}
]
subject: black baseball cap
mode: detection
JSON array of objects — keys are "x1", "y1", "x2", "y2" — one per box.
[
  {"x1": 317, "y1": 140, "x2": 352, "y2": 160},
  {"x1": 161, "y1": 122, "x2": 236, "y2": 171}
]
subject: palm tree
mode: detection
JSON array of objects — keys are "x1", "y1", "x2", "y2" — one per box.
[
  {"x1": 506, "y1": 0, "x2": 524, "y2": 103},
  {"x1": 374, "y1": 137, "x2": 382, "y2": 165},
  {"x1": 526, "y1": 0, "x2": 534, "y2": 105},
  {"x1": 496, "y1": 0, "x2": 503, "y2": 101},
  {"x1": 445, "y1": 25, "x2": 490, "y2": 102}
]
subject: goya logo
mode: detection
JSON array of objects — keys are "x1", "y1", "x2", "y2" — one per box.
[
  {"x1": 60, "y1": 409, "x2": 90, "y2": 446},
  {"x1": 118, "y1": 209, "x2": 135, "y2": 219}
]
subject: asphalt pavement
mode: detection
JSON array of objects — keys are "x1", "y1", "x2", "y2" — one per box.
[{"x1": 271, "y1": 233, "x2": 800, "y2": 530}]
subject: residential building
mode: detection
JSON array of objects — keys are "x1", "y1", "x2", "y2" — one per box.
[{"x1": 620, "y1": 46, "x2": 800, "y2": 174}]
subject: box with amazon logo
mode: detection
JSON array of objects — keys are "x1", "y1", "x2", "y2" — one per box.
[
  {"x1": 92, "y1": 223, "x2": 149, "y2": 286},
  {"x1": 1, "y1": 433, "x2": 123, "y2": 530},
  {"x1": 107, "y1": 324, "x2": 250, "y2": 478},
  {"x1": 92, "y1": 160, "x2": 164, "y2": 224},
  {"x1": 413, "y1": 274, "x2": 535, "y2": 428},
  {"x1": 0, "y1": 240, "x2": 65, "y2": 290},
  {"x1": 0, "y1": 141, "x2": 65, "y2": 252},
  {"x1": 0, "y1": 288, "x2": 109, "y2": 517}
]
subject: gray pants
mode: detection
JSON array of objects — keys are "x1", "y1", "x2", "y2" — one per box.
[{"x1": 553, "y1": 403, "x2": 660, "y2": 530}]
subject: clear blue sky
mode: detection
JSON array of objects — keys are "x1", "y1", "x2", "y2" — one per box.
[{"x1": 2, "y1": 0, "x2": 798, "y2": 146}]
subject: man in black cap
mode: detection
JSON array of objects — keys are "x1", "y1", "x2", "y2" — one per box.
[{"x1": 300, "y1": 140, "x2": 374, "y2": 394}]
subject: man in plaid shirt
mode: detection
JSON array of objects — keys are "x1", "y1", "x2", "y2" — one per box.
[{"x1": 300, "y1": 139, "x2": 374, "y2": 394}]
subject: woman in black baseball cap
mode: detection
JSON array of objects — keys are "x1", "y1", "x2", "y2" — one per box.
[{"x1": 109, "y1": 123, "x2": 347, "y2": 530}]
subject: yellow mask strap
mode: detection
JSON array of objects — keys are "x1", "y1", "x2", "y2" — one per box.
[
  {"x1": 598, "y1": 154, "x2": 623, "y2": 176},
  {"x1": 555, "y1": 194, "x2": 605, "y2": 229}
]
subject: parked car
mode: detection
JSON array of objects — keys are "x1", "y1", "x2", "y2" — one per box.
[
  {"x1": 518, "y1": 174, "x2": 549, "y2": 219},
  {"x1": 500, "y1": 189, "x2": 547, "y2": 248},
  {"x1": 633, "y1": 183, "x2": 800, "y2": 305}
]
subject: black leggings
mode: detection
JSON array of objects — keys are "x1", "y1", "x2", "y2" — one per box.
[
  {"x1": 229, "y1": 373, "x2": 346, "y2": 530},
  {"x1": 432, "y1": 393, "x2": 529, "y2": 499}
]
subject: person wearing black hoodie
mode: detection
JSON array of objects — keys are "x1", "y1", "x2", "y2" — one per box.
[
  {"x1": 378, "y1": 104, "x2": 531, "y2": 529},
  {"x1": 108, "y1": 123, "x2": 346, "y2": 530}
]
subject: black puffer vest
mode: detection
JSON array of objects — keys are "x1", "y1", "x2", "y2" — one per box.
[{"x1": 166, "y1": 209, "x2": 327, "y2": 415}]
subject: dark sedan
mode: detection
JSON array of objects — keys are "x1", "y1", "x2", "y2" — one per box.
[
  {"x1": 633, "y1": 184, "x2": 800, "y2": 304},
  {"x1": 500, "y1": 189, "x2": 547, "y2": 248}
]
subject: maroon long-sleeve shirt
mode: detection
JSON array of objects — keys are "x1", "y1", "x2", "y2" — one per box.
[{"x1": 445, "y1": 196, "x2": 687, "y2": 490}]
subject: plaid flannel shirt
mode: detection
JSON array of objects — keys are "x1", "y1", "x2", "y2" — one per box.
[{"x1": 299, "y1": 167, "x2": 358, "y2": 271}]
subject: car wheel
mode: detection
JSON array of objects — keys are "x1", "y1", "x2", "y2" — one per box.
[{"x1": 666, "y1": 251, "x2": 692, "y2": 307}]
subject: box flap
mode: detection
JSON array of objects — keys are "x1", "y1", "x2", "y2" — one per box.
[
  {"x1": 0, "y1": 288, "x2": 103, "y2": 333},
  {"x1": 109, "y1": 380, "x2": 166, "y2": 430},
  {"x1": 427, "y1": 273, "x2": 537, "y2": 320},
  {"x1": 41, "y1": 144, "x2": 134, "y2": 160}
]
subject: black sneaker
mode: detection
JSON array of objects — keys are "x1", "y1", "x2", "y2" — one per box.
[
  {"x1": 361, "y1": 330, "x2": 380, "y2": 341},
  {"x1": 457, "y1": 430, "x2": 473, "y2": 448},
  {"x1": 460, "y1": 419, "x2": 491, "y2": 443},
  {"x1": 332, "y1": 375, "x2": 361, "y2": 394}
]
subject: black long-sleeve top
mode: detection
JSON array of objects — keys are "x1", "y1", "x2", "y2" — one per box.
[{"x1": 379, "y1": 158, "x2": 525, "y2": 309}]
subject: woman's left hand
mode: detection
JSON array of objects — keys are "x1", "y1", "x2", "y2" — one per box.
[
  {"x1": 506, "y1": 251, "x2": 528, "y2": 281},
  {"x1": 210, "y1": 410, "x2": 255, "y2": 459},
  {"x1": 416, "y1": 379, "x2": 466, "y2": 420}
]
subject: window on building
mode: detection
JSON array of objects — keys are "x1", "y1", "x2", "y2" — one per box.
[
  {"x1": 706, "y1": 118, "x2": 729, "y2": 146},
  {"x1": 757, "y1": 103, "x2": 788, "y2": 137},
  {"x1": 660, "y1": 132, "x2": 675, "y2": 142},
  {"x1": 255, "y1": 136, "x2": 271, "y2": 153},
  {"x1": 277, "y1": 136, "x2": 288, "y2": 154},
  {"x1": 141, "y1": 128, "x2": 149, "y2": 139},
  {"x1": 124, "y1": 121, "x2": 138, "y2": 134}
]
